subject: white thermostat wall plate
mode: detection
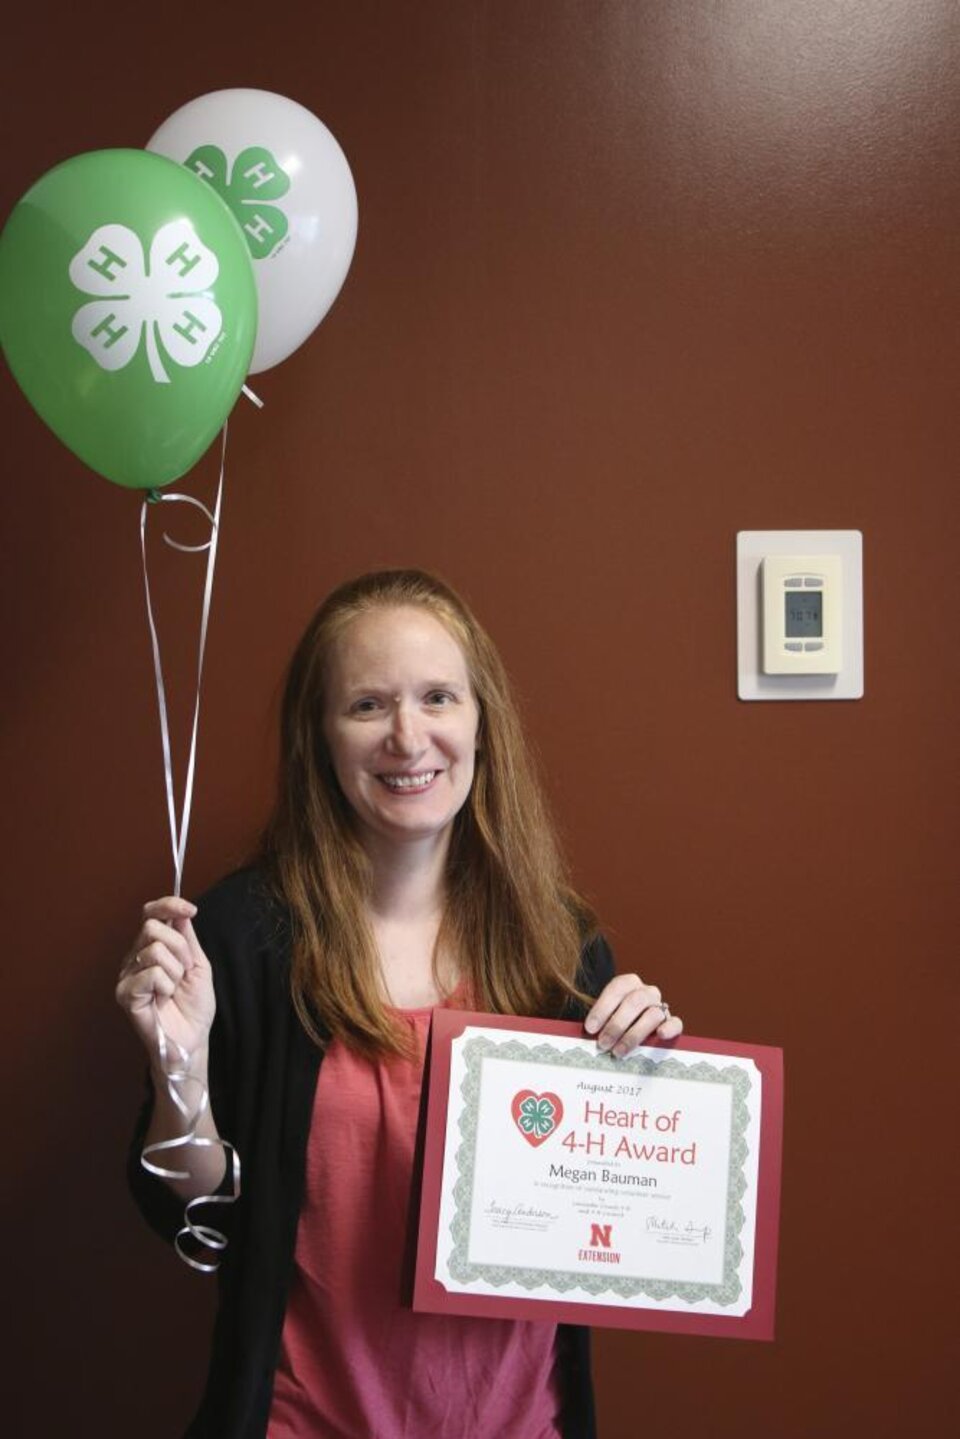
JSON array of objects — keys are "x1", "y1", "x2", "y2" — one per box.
[{"x1": 737, "y1": 531, "x2": 863, "y2": 701}]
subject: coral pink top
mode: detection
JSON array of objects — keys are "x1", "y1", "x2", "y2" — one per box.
[{"x1": 267, "y1": 1003, "x2": 562, "y2": 1439}]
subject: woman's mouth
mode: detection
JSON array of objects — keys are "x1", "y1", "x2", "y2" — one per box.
[{"x1": 377, "y1": 769, "x2": 439, "y2": 792}]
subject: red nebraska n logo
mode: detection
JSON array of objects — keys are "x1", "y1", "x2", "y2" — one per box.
[{"x1": 589, "y1": 1224, "x2": 613, "y2": 1249}]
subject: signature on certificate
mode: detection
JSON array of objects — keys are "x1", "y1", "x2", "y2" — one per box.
[
  {"x1": 646, "y1": 1216, "x2": 712, "y2": 1246},
  {"x1": 484, "y1": 1200, "x2": 559, "y2": 1231}
]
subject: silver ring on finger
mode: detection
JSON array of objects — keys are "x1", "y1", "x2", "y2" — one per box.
[{"x1": 658, "y1": 1001, "x2": 670, "y2": 1023}]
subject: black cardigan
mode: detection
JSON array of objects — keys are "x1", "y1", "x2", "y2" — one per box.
[{"x1": 129, "y1": 868, "x2": 615, "y2": 1438}]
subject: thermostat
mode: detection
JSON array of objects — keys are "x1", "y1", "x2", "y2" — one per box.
[{"x1": 761, "y1": 554, "x2": 842, "y2": 675}]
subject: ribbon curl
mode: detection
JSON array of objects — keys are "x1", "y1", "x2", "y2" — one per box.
[{"x1": 140, "y1": 1023, "x2": 242, "y2": 1273}]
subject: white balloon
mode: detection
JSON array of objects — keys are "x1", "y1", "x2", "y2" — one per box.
[{"x1": 148, "y1": 88, "x2": 358, "y2": 373}]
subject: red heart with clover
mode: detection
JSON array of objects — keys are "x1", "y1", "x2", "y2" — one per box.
[{"x1": 511, "y1": 1089, "x2": 564, "y2": 1147}]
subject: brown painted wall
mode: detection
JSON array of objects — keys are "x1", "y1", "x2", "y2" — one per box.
[{"x1": 2, "y1": 3, "x2": 956, "y2": 1434}]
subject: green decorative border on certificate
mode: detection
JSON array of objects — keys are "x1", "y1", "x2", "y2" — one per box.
[{"x1": 447, "y1": 1038, "x2": 752, "y2": 1306}]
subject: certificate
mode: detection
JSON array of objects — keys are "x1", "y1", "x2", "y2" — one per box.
[{"x1": 413, "y1": 1012, "x2": 783, "y2": 1340}]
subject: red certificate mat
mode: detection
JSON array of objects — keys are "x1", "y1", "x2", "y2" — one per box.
[{"x1": 413, "y1": 1012, "x2": 783, "y2": 1340}]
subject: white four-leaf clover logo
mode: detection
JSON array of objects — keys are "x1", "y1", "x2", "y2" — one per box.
[{"x1": 69, "y1": 220, "x2": 223, "y2": 384}]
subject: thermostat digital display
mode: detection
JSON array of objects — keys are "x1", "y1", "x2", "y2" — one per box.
[
  {"x1": 785, "y1": 592, "x2": 822, "y2": 637},
  {"x1": 761, "y1": 555, "x2": 842, "y2": 675}
]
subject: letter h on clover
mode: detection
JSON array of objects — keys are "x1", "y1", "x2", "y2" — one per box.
[
  {"x1": 69, "y1": 220, "x2": 223, "y2": 384},
  {"x1": 185, "y1": 145, "x2": 290, "y2": 260},
  {"x1": 519, "y1": 1096, "x2": 558, "y2": 1138}
]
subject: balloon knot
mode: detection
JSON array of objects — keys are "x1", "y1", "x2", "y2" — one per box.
[{"x1": 146, "y1": 488, "x2": 164, "y2": 505}]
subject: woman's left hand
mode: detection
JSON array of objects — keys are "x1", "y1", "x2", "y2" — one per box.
[{"x1": 584, "y1": 974, "x2": 683, "y2": 1058}]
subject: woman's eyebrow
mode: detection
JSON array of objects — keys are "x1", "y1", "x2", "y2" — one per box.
[{"x1": 342, "y1": 678, "x2": 467, "y2": 697}]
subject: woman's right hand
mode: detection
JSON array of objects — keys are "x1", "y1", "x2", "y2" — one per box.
[{"x1": 116, "y1": 897, "x2": 216, "y2": 1065}]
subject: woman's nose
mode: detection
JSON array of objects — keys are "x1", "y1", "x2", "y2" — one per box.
[{"x1": 386, "y1": 700, "x2": 424, "y2": 755}]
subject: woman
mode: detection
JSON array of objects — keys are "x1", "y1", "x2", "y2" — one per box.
[{"x1": 118, "y1": 569, "x2": 682, "y2": 1439}]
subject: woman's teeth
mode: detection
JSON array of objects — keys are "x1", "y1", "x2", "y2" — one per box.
[{"x1": 379, "y1": 770, "x2": 437, "y2": 790}]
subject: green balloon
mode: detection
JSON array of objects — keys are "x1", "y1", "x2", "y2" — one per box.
[{"x1": 0, "y1": 148, "x2": 257, "y2": 489}]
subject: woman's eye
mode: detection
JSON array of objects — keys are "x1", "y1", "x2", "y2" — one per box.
[
  {"x1": 425, "y1": 690, "x2": 453, "y2": 707},
  {"x1": 350, "y1": 698, "x2": 381, "y2": 715}
]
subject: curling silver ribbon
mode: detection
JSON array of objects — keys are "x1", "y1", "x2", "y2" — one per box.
[
  {"x1": 140, "y1": 1026, "x2": 241, "y2": 1273},
  {"x1": 139, "y1": 422, "x2": 240, "y2": 1270}
]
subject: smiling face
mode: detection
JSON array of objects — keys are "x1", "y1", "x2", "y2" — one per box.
[{"x1": 322, "y1": 605, "x2": 480, "y2": 855}]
